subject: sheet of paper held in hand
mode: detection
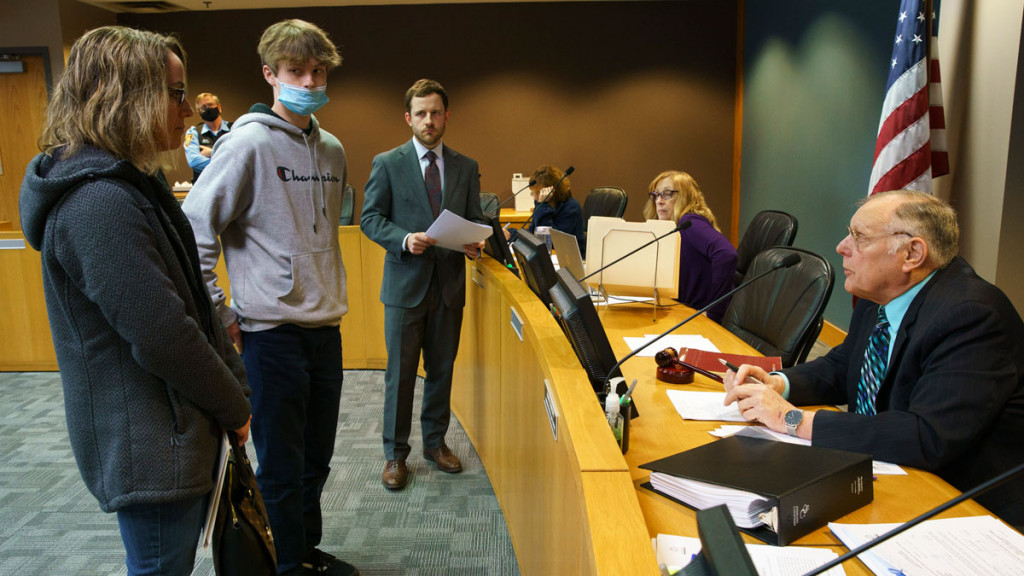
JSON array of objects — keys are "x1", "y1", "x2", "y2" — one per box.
[
  {"x1": 202, "y1": 431, "x2": 231, "y2": 549},
  {"x1": 829, "y1": 515, "x2": 1024, "y2": 576},
  {"x1": 424, "y1": 209, "x2": 493, "y2": 252}
]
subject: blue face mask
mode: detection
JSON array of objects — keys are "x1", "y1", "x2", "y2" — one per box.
[{"x1": 277, "y1": 80, "x2": 329, "y2": 116}]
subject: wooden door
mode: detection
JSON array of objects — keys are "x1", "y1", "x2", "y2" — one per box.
[{"x1": 0, "y1": 55, "x2": 48, "y2": 231}]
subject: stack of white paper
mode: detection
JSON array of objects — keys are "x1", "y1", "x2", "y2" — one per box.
[
  {"x1": 654, "y1": 533, "x2": 847, "y2": 576},
  {"x1": 665, "y1": 390, "x2": 745, "y2": 422},
  {"x1": 829, "y1": 515, "x2": 1024, "y2": 575},
  {"x1": 707, "y1": 426, "x2": 907, "y2": 475},
  {"x1": 650, "y1": 472, "x2": 771, "y2": 529},
  {"x1": 623, "y1": 334, "x2": 720, "y2": 356}
]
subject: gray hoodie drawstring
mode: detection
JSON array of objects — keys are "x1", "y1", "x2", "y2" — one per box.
[
  {"x1": 304, "y1": 132, "x2": 318, "y2": 233},
  {"x1": 313, "y1": 144, "x2": 327, "y2": 222}
]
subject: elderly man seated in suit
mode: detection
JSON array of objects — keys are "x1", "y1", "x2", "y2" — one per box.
[{"x1": 724, "y1": 189, "x2": 1024, "y2": 527}]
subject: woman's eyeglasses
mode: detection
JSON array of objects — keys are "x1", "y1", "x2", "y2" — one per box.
[
  {"x1": 648, "y1": 190, "x2": 678, "y2": 201},
  {"x1": 167, "y1": 87, "x2": 187, "y2": 106}
]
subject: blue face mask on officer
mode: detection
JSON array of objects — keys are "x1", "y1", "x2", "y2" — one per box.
[{"x1": 277, "y1": 80, "x2": 329, "y2": 116}]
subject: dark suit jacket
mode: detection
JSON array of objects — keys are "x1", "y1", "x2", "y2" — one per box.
[
  {"x1": 785, "y1": 256, "x2": 1024, "y2": 524},
  {"x1": 360, "y1": 140, "x2": 483, "y2": 308}
]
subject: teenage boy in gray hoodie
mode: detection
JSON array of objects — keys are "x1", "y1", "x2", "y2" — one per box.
[{"x1": 182, "y1": 19, "x2": 358, "y2": 576}]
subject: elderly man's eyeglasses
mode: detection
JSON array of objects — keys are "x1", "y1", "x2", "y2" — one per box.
[
  {"x1": 649, "y1": 190, "x2": 678, "y2": 201},
  {"x1": 846, "y1": 226, "x2": 912, "y2": 249},
  {"x1": 167, "y1": 87, "x2": 187, "y2": 106}
]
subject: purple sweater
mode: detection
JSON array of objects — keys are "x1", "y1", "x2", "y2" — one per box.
[{"x1": 676, "y1": 213, "x2": 737, "y2": 322}]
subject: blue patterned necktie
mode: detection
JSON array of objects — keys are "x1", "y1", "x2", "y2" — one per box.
[
  {"x1": 855, "y1": 306, "x2": 890, "y2": 415},
  {"x1": 424, "y1": 150, "x2": 442, "y2": 218}
]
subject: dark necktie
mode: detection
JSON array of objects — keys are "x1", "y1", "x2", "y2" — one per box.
[
  {"x1": 424, "y1": 150, "x2": 441, "y2": 218},
  {"x1": 855, "y1": 306, "x2": 890, "y2": 415}
]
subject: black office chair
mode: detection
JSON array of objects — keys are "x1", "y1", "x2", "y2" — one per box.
[
  {"x1": 338, "y1": 183, "x2": 355, "y2": 226},
  {"x1": 480, "y1": 192, "x2": 499, "y2": 218},
  {"x1": 733, "y1": 210, "x2": 798, "y2": 286},
  {"x1": 582, "y1": 187, "x2": 628, "y2": 240},
  {"x1": 720, "y1": 247, "x2": 834, "y2": 368}
]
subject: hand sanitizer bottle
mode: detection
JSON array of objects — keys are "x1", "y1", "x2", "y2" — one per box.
[{"x1": 605, "y1": 391, "x2": 623, "y2": 448}]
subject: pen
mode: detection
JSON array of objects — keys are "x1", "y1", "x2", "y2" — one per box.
[
  {"x1": 619, "y1": 378, "x2": 639, "y2": 405},
  {"x1": 719, "y1": 358, "x2": 764, "y2": 385},
  {"x1": 502, "y1": 222, "x2": 511, "y2": 230}
]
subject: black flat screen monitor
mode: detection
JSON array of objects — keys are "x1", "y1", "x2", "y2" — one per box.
[
  {"x1": 510, "y1": 230, "x2": 558, "y2": 308},
  {"x1": 680, "y1": 505, "x2": 758, "y2": 576},
  {"x1": 482, "y1": 216, "x2": 519, "y2": 277},
  {"x1": 548, "y1": 267, "x2": 622, "y2": 392}
]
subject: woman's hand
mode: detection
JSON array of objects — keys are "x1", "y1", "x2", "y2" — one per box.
[{"x1": 234, "y1": 415, "x2": 252, "y2": 445}]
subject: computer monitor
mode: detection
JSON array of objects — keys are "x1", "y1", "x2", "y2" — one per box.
[
  {"x1": 482, "y1": 216, "x2": 519, "y2": 278},
  {"x1": 548, "y1": 267, "x2": 622, "y2": 392},
  {"x1": 510, "y1": 230, "x2": 558, "y2": 308},
  {"x1": 549, "y1": 228, "x2": 585, "y2": 280},
  {"x1": 680, "y1": 505, "x2": 757, "y2": 576}
]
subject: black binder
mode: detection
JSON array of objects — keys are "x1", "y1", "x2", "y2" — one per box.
[{"x1": 640, "y1": 435, "x2": 873, "y2": 546}]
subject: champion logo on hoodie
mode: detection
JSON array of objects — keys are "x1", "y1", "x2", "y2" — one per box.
[{"x1": 276, "y1": 166, "x2": 342, "y2": 183}]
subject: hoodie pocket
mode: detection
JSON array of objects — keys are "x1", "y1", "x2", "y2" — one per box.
[{"x1": 281, "y1": 248, "x2": 343, "y2": 312}]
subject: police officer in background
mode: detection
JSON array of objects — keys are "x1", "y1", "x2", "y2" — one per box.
[{"x1": 183, "y1": 92, "x2": 231, "y2": 182}]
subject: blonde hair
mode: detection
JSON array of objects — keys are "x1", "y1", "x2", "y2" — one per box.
[
  {"x1": 39, "y1": 26, "x2": 185, "y2": 174},
  {"x1": 642, "y1": 170, "x2": 720, "y2": 230},
  {"x1": 258, "y1": 19, "x2": 341, "y2": 74},
  {"x1": 194, "y1": 92, "x2": 220, "y2": 107}
]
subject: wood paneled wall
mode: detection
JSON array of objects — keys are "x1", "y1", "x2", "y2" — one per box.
[{"x1": 120, "y1": 1, "x2": 740, "y2": 237}]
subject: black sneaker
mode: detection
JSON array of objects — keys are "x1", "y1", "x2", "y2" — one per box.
[{"x1": 302, "y1": 548, "x2": 360, "y2": 576}]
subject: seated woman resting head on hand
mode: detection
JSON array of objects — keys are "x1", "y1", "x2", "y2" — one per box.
[{"x1": 506, "y1": 164, "x2": 586, "y2": 257}]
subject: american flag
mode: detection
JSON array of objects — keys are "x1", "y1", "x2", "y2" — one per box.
[{"x1": 868, "y1": 0, "x2": 949, "y2": 196}]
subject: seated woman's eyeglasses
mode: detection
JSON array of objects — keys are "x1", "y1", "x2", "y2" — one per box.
[
  {"x1": 649, "y1": 190, "x2": 678, "y2": 200},
  {"x1": 167, "y1": 87, "x2": 187, "y2": 106}
]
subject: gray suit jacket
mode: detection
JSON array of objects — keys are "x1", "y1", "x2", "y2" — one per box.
[{"x1": 361, "y1": 140, "x2": 483, "y2": 308}]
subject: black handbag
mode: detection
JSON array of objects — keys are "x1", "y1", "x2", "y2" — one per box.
[{"x1": 213, "y1": 433, "x2": 278, "y2": 576}]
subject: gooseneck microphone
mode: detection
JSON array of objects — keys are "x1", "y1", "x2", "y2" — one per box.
[
  {"x1": 579, "y1": 220, "x2": 693, "y2": 282},
  {"x1": 599, "y1": 253, "x2": 802, "y2": 392},
  {"x1": 802, "y1": 459, "x2": 1024, "y2": 576},
  {"x1": 496, "y1": 178, "x2": 538, "y2": 210}
]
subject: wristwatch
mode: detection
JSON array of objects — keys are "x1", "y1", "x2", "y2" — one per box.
[{"x1": 784, "y1": 409, "x2": 804, "y2": 437}]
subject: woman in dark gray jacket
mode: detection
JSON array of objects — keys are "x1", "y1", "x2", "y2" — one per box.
[{"x1": 18, "y1": 26, "x2": 251, "y2": 576}]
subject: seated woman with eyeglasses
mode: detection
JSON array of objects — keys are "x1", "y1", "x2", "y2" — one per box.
[
  {"x1": 643, "y1": 170, "x2": 737, "y2": 322},
  {"x1": 505, "y1": 164, "x2": 586, "y2": 257}
]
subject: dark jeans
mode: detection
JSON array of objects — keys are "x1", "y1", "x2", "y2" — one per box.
[
  {"x1": 116, "y1": 495, "x2": 206, "y2": 576},
  {"x1": 242, "y1": 324, "x2": 343, "y2": 574}
]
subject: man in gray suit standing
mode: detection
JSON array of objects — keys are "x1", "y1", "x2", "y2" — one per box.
[{"x1": 361, "y1": 79, "x2": 484, "y2": 491}]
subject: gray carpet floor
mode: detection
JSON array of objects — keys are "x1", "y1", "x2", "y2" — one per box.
[{"x1": 0, "y1": 370, "x2": 520, "y2": 576}]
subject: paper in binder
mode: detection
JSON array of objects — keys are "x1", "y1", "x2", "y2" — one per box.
[{"x1": 640, "y1": 435, "x2": 873, "y2": 546}]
